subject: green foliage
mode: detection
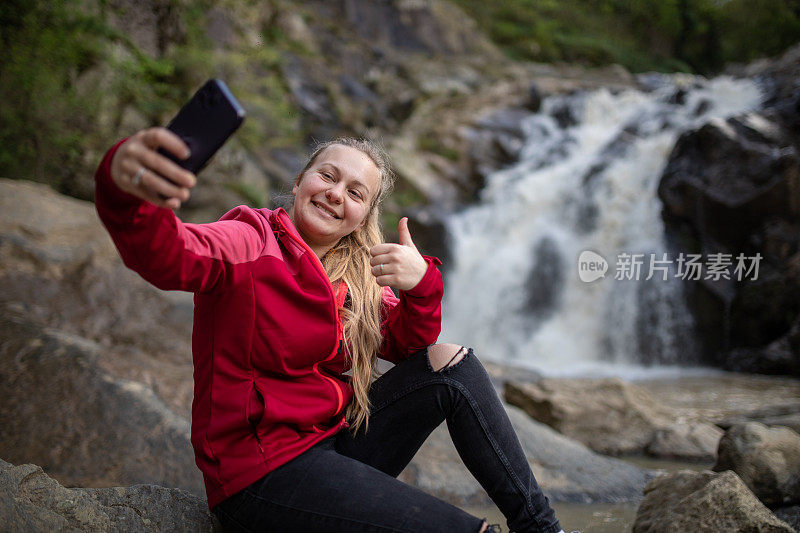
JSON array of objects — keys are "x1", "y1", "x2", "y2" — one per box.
[
  {"x1": 0, "y1": 0, "x2": 304, "y2": 197},
  {"x1": 0, "y1": 0, "x2": 113, "y2": 189},
  {"x1": 450, "y1": 0, "x2": 800, "y2": 74},
  {"x1": 716, "y1": 0, "x2": 800, "y2": 63}
]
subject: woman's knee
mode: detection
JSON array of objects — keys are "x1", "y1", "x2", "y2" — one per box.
[{"x1": 428, "y1": 343, "x2": 468, "y2": 372}]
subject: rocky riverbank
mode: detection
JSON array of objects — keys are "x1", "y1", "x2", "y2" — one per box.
[
  {"x1": 0, "y1": 178, "x2": 654, "y2": 529},
  {"x1": 1, "y1": 177, "x2": 797, "y2": 531}
]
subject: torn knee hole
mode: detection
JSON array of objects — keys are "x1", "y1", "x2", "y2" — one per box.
[{"x1": 433, "y1": 346, "x2": 467, "y2": 372}]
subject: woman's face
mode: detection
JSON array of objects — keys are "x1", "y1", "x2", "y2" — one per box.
[{"x1": 291, "y1": 144, "x2": 380, "y2": 257}]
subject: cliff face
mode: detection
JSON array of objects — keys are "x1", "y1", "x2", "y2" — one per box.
[{"x1": 62, "y1": 0, "x2": 512, "y2": 217}]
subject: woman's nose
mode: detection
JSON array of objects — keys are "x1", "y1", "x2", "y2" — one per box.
[{"x1": 326, "y1": 183, "x2": 344, "y2": 203}]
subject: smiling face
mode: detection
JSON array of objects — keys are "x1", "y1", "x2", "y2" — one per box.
[{"x1": 290, "y1": 144, "x2": 381, "y2": 258}]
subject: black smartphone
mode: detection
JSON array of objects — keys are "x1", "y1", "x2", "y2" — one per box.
[{"x1": 158, "y1": 79, "x2": 246, "y2": 174}]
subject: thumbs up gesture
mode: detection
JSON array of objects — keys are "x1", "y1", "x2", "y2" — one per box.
[{"x1": 369, "y1": 217, "x2": 429, "y2": 291}]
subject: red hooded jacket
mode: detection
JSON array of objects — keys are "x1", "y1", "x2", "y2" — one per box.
[{"x1": 94, "y1": 140, "x2": 444, "y2": 509}]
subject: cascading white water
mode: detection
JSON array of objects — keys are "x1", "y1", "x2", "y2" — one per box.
[{"x1": 439, "y1": 74, "x2": 763, "y2": 377}]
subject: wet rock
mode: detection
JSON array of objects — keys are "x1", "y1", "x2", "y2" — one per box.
[
  {"x1": 646, "y1": 423, "x2": 724, "y2": 462},
  {"x1": 727, "y1": 315, "x2": 800, "y2": 376},
  {"x1": 658, "y1": 114, "x2": 799, "y2": 252},
  {"x1": 668, "y1": 87, "x2": 688, "y2": 105},
  {"x1": 730, "y1": 43, "x2": 800, "y2": 143},
  {"x1": 505, "y1": 378, "x2": 673, "y2": 456},
  {"x1": 523, "y1": 237, "x2": 565, "y2": 322},
  {"x1": 633, "y1": 470, "x2": 794, "y2": 532},
  {"x1": 0, "y1": 313, "x2": 203, "y2": 495},
  {"x1": 657, "y1": 110, "x2": 800, "y2": 374},
  {"x1": 693, "y1": 99, "x2": 713, "y2": 116},
  {"x1": 0, "y1": 459, "x2": 218, "y2": 532},
  {"x1": 714, "y1": 422, "x2": 800, "y2": 508},
  {"x1": 463, "y1": 107, "x2": 532, "y2": 197},
  {"x1": 400, "y1": 404, "x2": 654, "y2": 506},
  {"x1": 551, "y1": 102, "x2": 579, "y2": 129},
  {"x1": 774, "y1": 505, "x2": 800, "y2": 531},
  {"x1": 526, "y1": 83, "x2": 543, "y2": 113}
]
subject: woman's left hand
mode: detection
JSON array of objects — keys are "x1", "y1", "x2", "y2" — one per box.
[{"x1": 369, "y1": 218, "x2": 428, "y2": 291}]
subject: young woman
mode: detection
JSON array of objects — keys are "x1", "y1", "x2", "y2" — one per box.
[{"x1": 95, "y1": 127, "x2": 565, "y2": 533}]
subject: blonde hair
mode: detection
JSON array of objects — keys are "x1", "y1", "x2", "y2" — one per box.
[{"x1": 294, "y1": 138, "x2": 395, "y2": 435}]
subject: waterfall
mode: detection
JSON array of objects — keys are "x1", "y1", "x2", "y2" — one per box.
[{"x1": 440, "y1": 74, "x2": 763, "y2": 377}]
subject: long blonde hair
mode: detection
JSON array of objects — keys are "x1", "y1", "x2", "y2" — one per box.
[{"x1": 293, "y1": 138, "x2": 395, "y2": 435}]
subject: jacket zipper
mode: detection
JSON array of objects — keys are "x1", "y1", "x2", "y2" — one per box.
[{"x1": 275, "y1": 215, "x2": 346, "y2": 417}]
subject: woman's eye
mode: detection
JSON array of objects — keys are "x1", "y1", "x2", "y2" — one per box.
[
  {"x1": 321, "y1": 172, "x2": 333, "y2": 181},
  {"x1": 349, "y1": 189, "x2": 363, "y2": 200}
]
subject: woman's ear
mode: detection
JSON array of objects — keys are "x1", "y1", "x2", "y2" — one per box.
[{"x1": 292, "y1": 172, "x2": 304, "y2": 196}]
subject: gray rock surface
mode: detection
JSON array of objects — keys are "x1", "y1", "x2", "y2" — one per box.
[
  {"x1": 0, "y1": 458, "x2": 217, "y2": 532},
  {"x1": 0, "y1": 178, "x2": 195, "y2": 418},
  {"x1": 714, "y1": 422, "x2": 800, "y2": 508},
  {"x1": 718, "y1": 403, "x2": 800, "y2": 434},
  {"x1": 400, "y1": 404, "x2": 655, "y2": 505},
  {"x1": 505, "y1": 377, "x2": 722, "y2": 461},
  {"x1": 505, "y1": 378, "x2": 672, "y2": 456},
  {"x1": 633, "y1": 470, "x2": 794, "y2": 533},
  {"x1": 646, "y1": 422, "x2": 725, "y2": 462},
  {"x1": 0, "y1": 313, "x2": 202, "y2": 495},
  {"x1": 774, "y1": 505, "x2": 800, "y2": 531}
]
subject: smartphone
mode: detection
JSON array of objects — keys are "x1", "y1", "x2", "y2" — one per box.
[{"x1": 158, "y1": 79, "x2": 246, "y2": 174}]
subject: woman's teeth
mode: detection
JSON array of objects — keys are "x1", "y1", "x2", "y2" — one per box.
[{"x1": 314, "y1": 202, "x2": 338, "y2": 219}]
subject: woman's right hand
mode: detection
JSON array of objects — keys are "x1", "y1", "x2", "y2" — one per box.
[{"x1": 109, "y1": 127, "x2": 197, "y2": 210}]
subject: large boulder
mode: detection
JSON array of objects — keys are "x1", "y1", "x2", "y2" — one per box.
[
  {"x1": 0, "y1": 459, "x2": 217, "y2": 532},
  {"x1": 400, "y1": 404, "x2": 655, "y2": 505},
  {"x1": 505, "y1": 377, "x2": 722, "y2": 461},
  {"x1": 658, "y1": 113, "x2": 799, "y2": 253},
  {"x1": 727, "y1": 314, "x2": 800, "y2": 376},
  {"x1": 714, "y1": 422, "x2": 800, "y2": 508},
  {"x1": 646, "y1": 422, "x2": 725, "y2": 462},
  {"x1": 0, "y1": 179, "x2": 195, "y2": 418},
  {"x1": 505, "y1": 378, "x2": 672, "y2": 456},
  {"x1": 657, "y1": 105, "x2": 800, "y2": 374},
  {"x1": 0, "y1": 313, "x2": 203, "y2": 495},
  {"x1": 633, "y1": 470, "x2": 794, "y2": 532}
]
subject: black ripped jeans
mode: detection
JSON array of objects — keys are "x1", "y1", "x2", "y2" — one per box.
[{"x1": 213, "y1": 347, "x2": 562, "y2": 533}]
